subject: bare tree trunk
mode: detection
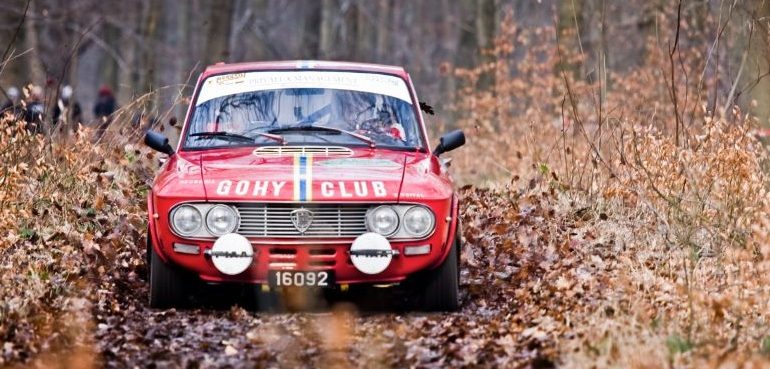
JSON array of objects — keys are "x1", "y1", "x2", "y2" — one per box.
[
  {"x1": 455, "y1": 0, "x2": 480, "y2": 69},
  {"x1": 475, "y1": 0, "x2": 496, "y2": 52},
  {"x1": 117, "y1": 2, "x2": 140, "y2": 104},
  {"x1": 375, "y1": 0, "x2": 389, "y2": 60},
  {"x1": 319, "y1": 0, "x2": 336, "y2": 59},
  {"x1": 23, "y1": 0, "x2": 45, "y2": 85},
  {"x1": 747, "y1": 2, "x2": 770, "y2": 124},
  {"x1": 139, "y1": 0, "x2": 159, "y2": 94},
  {"x1": 353, "y1": 3, "x2": 369, "y2": 61},
  {"x1": 557, "y1": 0, "x2": 584, "y2": 76},
  {"x1": 204, "y1": 0, "x2": 235, "y2": 64},
  {"x1": 475, "y1": 0, "x2": 496, "y2": 88},
  {"x1": 156, "y1": 0, "x2": 184, "y2": 134}
]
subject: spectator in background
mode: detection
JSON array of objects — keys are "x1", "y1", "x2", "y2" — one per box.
[
  {"x1": 24, "y1": 85, "x2": 45, "y2": 133},
  {"x1": 2, "y1": 86, "x2": 21, "y2": 114},
  {"x1": 94, "y1": 85, "x2": 116, "y2": 120},
  {"x1": 94, "y1": 85, "x2": 116, "y2": 138},
  {"x1": 52, "y1": 85, "x2": 82, "y2": 127}
]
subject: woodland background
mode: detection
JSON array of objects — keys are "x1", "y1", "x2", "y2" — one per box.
[
  {"x1": 4, "y1": 1, "x2": 770, "y2": 368},
  {"x1": 2, "y1": 0, "x2": 769, "y2": 135}
]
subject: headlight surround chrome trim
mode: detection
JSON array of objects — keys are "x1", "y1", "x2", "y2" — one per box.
[
  {"x1": 402, "y1": 205, "x2": 436, "y2": 238},
  {"x1": 365, "y1": 205, "x2": 400, "y2": 237},
  {"x1": 169, "y1": 204, "x2": 203, "y2": 237},
  {"x1": 169, "y1": 203, "x2": 236, "y2": 238},
  {"x1": 205, "y1": 204, "x2": 240, "y2": 236},
  {"x1": 365, "y1": 204, "x2": 436, "y2": 240}
]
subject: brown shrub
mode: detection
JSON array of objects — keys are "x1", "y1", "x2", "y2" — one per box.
[{"x1": 0, "y1": 117, "x2": 152, "y2": 365}]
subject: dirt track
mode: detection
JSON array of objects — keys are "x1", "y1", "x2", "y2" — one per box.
[
  {"x1": 96, "y1": 276, "x2": 554, "y2": 369},
  {"x1": 93, "y1": 187, "x2": 595, "y2": 369}
]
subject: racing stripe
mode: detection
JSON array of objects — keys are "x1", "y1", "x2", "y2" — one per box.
[
  {"x1": 292, "y1": 153, "x2": 313, "y2": 202},
  {"x1": 299, "y1": 155, "x2": 307, "y2": 202},
  {"x1": 293, "y1": 154, "x2": 301, "y2": 201},
  {"x1": 305, "y1": 154, "x2": 313, "y2": 202}
]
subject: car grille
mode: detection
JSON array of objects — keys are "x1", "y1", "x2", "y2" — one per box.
[
  {"x1": 252, "y1": 146, "x2": 353, "y2": 157},
  {"x1": 234, "y1": 203, "x2": 369, "y2": 238}
]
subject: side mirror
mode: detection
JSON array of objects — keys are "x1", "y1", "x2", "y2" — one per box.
[
  {"x1": 433, "y1": 129, "x2": 465, "y2": 156},
  {"x1": 144, "y1": 130, "x2": 174, "y2": 155}
]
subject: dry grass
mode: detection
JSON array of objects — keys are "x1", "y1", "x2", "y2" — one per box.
[
  {"x1": 441, "y1": 6, "x2": 770, "y2": 369},
  {"x1": 0, "y1": 119, "x2": 152, "y2": 366}
]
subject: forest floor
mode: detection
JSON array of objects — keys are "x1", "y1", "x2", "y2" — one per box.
[
  {"x1": 87, "y1": 184, "x2": 612, "y2": 368},
  {"x1": 93, "y1": 186, "x2": 570, "y2": 369}
]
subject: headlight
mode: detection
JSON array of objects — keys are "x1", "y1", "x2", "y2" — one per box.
[
  {"x1": 171, "y1": 205, "x2": 202, "y2": 236},
  {"x1": 403, "y1": 206, "x2": 435, "y2": 237},
  {"x1": 366, "y1": 205, "x2": 399, "y2": 236},
  {"x1": 206, "y1": 205, "x2": 239, "y2": 236}
]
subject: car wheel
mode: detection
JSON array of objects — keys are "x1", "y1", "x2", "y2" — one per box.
[
  {"x1": 148, "y1": 238, "x2": 188, "y2": 309},
  {"x1": 410, "y1": 229, "x2": 461, "y2": 312}
]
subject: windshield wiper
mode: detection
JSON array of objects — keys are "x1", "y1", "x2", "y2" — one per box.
[
  {"x1": 190, "y1": 131, "x2": 285, "y2": 145},
  {"x1": 268, "y1": 125, "x2": 375, "y2": 148},
  {"x1": 190, "y1": 131, "x2": 253, "y2": 143}
]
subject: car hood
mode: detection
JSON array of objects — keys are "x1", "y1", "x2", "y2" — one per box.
[{"x1": 197, "y1": 147, "x2": 407, "y2": 202}]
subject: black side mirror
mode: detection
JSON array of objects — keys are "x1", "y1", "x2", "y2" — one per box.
[
  {"x1": 144, "y1": 130, "x2": 174, "y2": 155},
  {"x1": 434, "y1": 129, "x2": 465, "y2": 156}
]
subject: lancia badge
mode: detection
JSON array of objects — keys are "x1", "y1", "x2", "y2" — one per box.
[{"x1": 290, "y1": 208, "x2": 314, "y2": 233}]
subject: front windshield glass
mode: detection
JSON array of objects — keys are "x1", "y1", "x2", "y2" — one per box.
[{"x1": 184, "y1": 70, "x2": 423, "y2": 149}]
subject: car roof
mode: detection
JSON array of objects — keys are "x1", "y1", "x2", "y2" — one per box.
[{"x1": 202, "y1": 60, "x2": 408, "y2": 78}]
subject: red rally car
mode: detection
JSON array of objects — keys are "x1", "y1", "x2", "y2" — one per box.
[{"x1": 143, "y1": 61, "x2": 466, "y2": 311}]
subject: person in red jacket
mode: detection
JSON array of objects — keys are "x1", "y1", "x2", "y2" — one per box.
[{"x1": 94, "y1": 85, "x2": 117, "y2": 138}]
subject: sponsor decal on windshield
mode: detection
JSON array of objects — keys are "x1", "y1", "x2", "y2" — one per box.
[
  {"x1": 196, "y1": 71, "x2": 412, "y2": 105},
  {"x1": 213, "y1": 73, "x2": 246, "y2": 86}
]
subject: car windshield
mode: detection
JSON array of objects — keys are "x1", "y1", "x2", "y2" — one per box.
[{"x1": 184, "y1": 70, "x2": 423, "y2": 150}]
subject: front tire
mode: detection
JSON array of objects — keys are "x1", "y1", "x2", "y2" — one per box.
[
  {"x1": 148, "y1": 239, "x2": 188, "y2": 309},
  {"x1": 410, "y1": 231, "x2": 461, "y2": 311}
]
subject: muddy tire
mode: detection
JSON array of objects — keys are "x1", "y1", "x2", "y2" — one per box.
[
  {"x1": 148, "y1": 240, "x2": 188, "y2": 309},
  {"x1": 410, "y1": 230, "x2": 461, "y2": 312}
]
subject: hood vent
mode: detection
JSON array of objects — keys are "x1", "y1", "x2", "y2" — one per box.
[{"x1": 253, "y1": 146, "x2": 353, "y2": 157}]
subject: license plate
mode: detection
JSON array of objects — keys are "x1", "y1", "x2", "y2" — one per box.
[{"x1": 268, "y1": 270, "x2": 334, "y2": 288}]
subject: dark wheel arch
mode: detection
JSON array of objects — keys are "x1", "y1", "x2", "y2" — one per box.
[{"x1": 148, "y1": 228, "x2": 189, "y2": 309}]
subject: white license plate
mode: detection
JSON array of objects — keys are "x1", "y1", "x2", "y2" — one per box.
[{"x1": 268, "y1": 270, "x2": 334, "y2": 287}]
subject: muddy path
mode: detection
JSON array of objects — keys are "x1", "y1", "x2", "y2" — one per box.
[
  {"x1": 93, "y1": 188, "x2": 604, "y2": 369},
  {"x1": 95, "y1": 273, "x2": 554, "y2": 369}
]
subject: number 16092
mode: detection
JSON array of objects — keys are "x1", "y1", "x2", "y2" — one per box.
[{"x1": 268, "y1": 271, "x2": 333, "y2": 287}]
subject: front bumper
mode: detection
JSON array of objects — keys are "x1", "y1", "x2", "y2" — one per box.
[{"x1": 157, "y1": 236, "x2": 449, "y2": 284}]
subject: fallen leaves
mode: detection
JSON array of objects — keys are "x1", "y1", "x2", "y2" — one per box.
[
  {"x1": 2, "y1": 104, "x2": 770, "y2": 369},
  {"x1": 0, "y1": 120, "x2": 151, "y2": 366}
]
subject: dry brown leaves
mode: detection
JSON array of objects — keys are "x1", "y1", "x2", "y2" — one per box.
[
  {"x1": 2, "y1": 108, "x2": 770, "y2": 369},
  {"x1": 0, "y1": 119, "x2": 152, "y2": 367}
]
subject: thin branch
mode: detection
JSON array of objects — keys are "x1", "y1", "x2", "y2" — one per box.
[
  {"x1": 1, "y1": 0, "x2": 29, "y2": 63},
  {"x1": 668, "y1": 0, "x2": 683, "y2": 147}
]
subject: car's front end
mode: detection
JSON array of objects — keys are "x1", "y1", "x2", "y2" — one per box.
[{"x1": 145, "y1": 61, "x2": 465, "y2": 310}]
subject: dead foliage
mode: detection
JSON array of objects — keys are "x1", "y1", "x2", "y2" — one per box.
[{"x1": 4, "y1": 4, "x2": 770, "y2": 367}]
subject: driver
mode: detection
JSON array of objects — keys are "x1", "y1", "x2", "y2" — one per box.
[{"x1": 329, "y1": 90, "x2": 406, "y2": 142}]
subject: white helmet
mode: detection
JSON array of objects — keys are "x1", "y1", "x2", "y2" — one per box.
[
  {"x1": 61, "y1": 85, "x2": 73, "y2": 99},
  {"x1": 7, "y1": 86, "x2": 19, "y2": 100}
]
